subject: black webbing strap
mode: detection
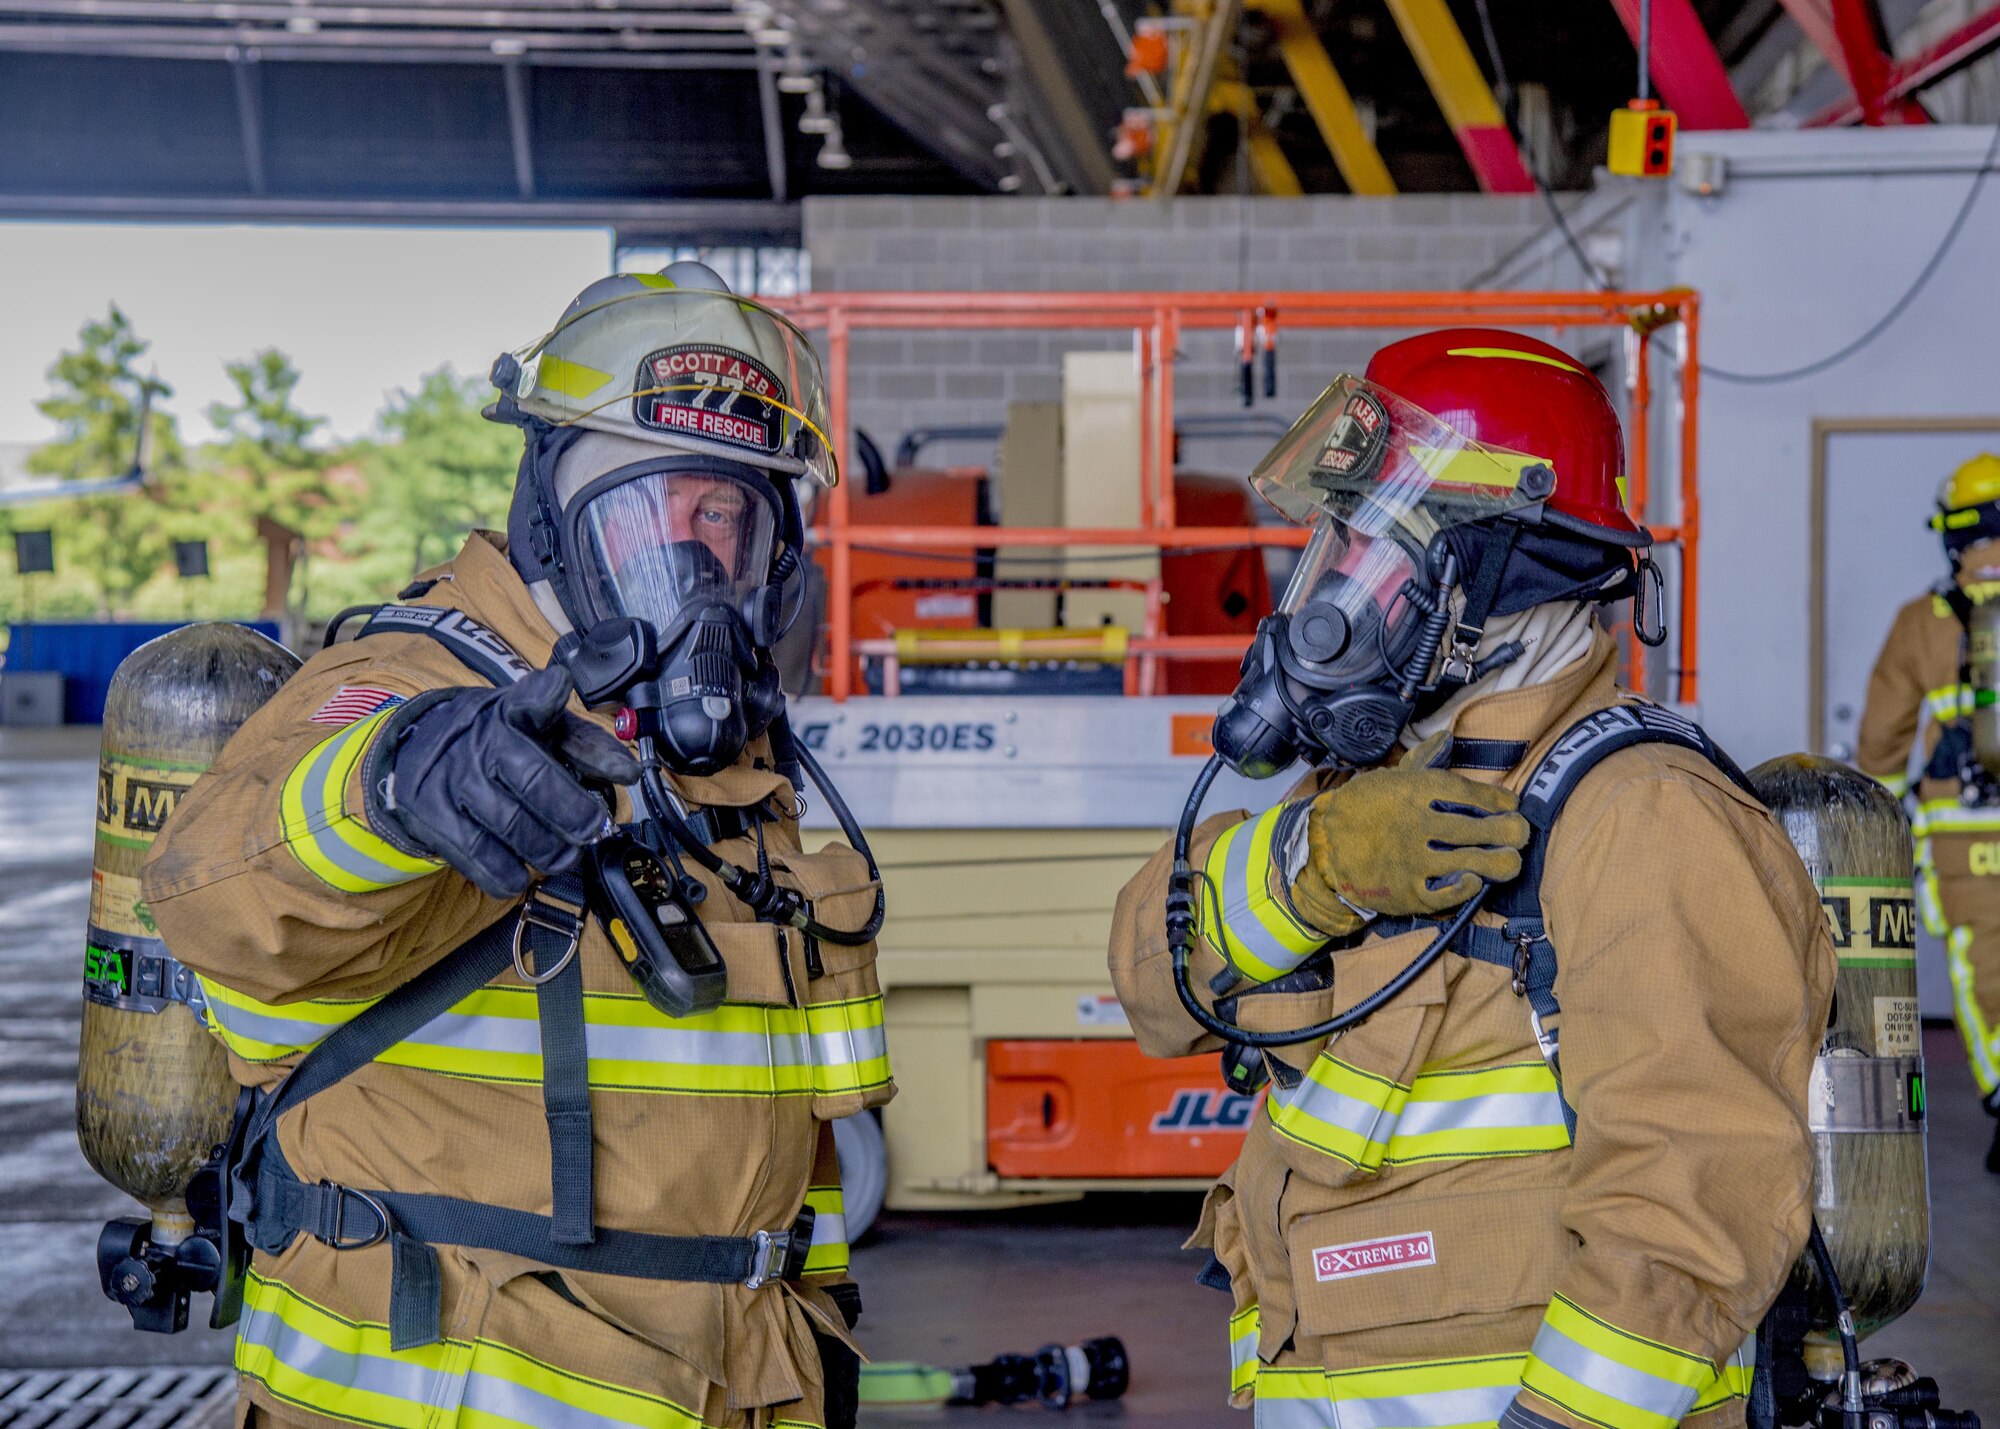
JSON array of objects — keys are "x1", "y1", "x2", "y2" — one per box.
[
  {"x1": 1372, "y1": 700, "x2": 1757, "y2": 1144},
  {"x1": 355, "y1": 604, "x2": 535, "y2": 687},
  {"x1": 1453, "y1": 522, "x2": 1521, "y2": 654},
  {"x1": 1446, "y1": 738, "x2": 1529, "y2": 771},
  {"x1": 524, "y1": 875, "x2": 594, "y2": 1248}
]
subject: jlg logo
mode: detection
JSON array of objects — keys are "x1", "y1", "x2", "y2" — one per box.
[{"x1": 1151, "y1": 1090, "x2": 1255, "y2": 1132}]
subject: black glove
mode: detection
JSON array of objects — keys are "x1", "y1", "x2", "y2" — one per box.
[{"x1": 364, "y1": 665, "x2": 640, "y2": 898}]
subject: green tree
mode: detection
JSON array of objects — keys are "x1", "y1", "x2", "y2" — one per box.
[
  {"x1": 348, "y1": 368, "x2": 518, "y2": 579},
  {"x1": 23, "y1": 305, "x2": 186, "y2": 612}
]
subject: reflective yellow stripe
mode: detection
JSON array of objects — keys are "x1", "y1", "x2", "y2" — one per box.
[
  {"x1": 1925, "y1": 684, "x2": 1973, "y2": 721},
  {"x1": 1445, "y1": 346, "x2": 1585, "y2": 373},
  {"x1": 1267, "y1": 1059, "x2": 1570, "y2": 1171},
  {"x1": 1201, "y1": 804, "x2": 1326, "y2": 984},
  {"x1": 803, "y1": 1183, "x2": 849, "y2": 1276},
  {"x1": 1871, "y1": 771, "x2": 1910, "y2": 798},
  {"x1": 236, "y1": 1270, "x2": 711, "y2": 1429},
  {"x1": 535, "y1": 352, "x2": 614, "y2": 398},
  {"x1": 1407, "y1": 445, "x2": 1548, "y2": 492},
  {"x1": 1520, "y1": 1297, "x2": 1714, "y2": 1429},
  {"x1": 1688, "y1": 1337, "x2": 1756, "y2": 1413},
  {"x1": 279, "y1": 709, "x2": 442, "y2": 894},
  {"x1": 1915, "y1": 799, "x2": 2000, "y2": 834},
  {"x1": 1918, "y1": 850, "x2": 1948, "y2": 937},
  {"x1": 200, "y1": 973, "x2": 891, "y2": 1098},
  {"x1": 1948, "y1": 925, "x2": 2000, "y2": 1096},
  {"x1": 1254, "y1": 1353, "x2": 1527, "y2": 1428},
  {"x1": 1230, "y1": 1304, "x2": 1260, "y2": 1394}
]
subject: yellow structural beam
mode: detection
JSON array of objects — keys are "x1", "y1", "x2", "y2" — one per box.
[
  {"x1": 1247, "y1": 0, "x2": 1397, "y2": 197},
  {"x1": 1211, "y1": 77, "x2": 1305, "y2": 196},
  {"x1": 1378, "y1": 0, "x2": 1533, "y2": 192}
]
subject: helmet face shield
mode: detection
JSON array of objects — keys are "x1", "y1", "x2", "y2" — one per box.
[
  {"x1": 1251, "y1": 375, "x2": 1553, "y2": 543},
  {"x1": 564, "y1": 461, "x2": 780, "y2": 636},
  {"x1": 1277, "y1": 521, "x2": 1424, "y2": 684},
  {"x1": 513, "y1": 283, "x2": 837, "y2": 488}
]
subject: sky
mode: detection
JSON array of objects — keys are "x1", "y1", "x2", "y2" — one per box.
[{"x1": 0, "y1": 223, "x2": 617, "y2": 448}]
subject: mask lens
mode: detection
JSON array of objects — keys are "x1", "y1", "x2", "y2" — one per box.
[
  {"x1": 575, "y1": 467, "x2": 777, "y2": 633},
  {"x1": 1279, "y1": 522, "x2": 1422, "y2": 680}
]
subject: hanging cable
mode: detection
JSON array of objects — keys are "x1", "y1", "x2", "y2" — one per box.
[
  {"x1": 1469, "y1": 0, "x2": 1611, "y2": 290},
  {"x1": 1699, "y1": 117, "x2": 2000, "y2": 385}
]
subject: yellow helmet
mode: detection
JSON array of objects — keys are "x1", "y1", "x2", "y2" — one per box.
[
  {"x1": 1938, "y1": 453, "x2": 2000, "y2": 515},
  {"x1": 1930, "y1": 453, "x2": 2000, "y2": 560}
]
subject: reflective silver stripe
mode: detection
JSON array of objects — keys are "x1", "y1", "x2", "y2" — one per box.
[
  {"x1": 811, "y1": 1021, "x2": 888, "y2": 1069},
  {"x1": 294, "y1": 721, "x2": 428, "y2": 889},
  {"x1": 459, "y1": 1364, "x2": 656, "y2": 1429},
  {"x1": 811, "y1": 1211, "x2": 848, "y2": 1250},
  {"x1": 1256, "y1": 1397, "x2": 1337, "y2": 1429},
  {"x1": 1267, "y1": 1073, "x2": 1398, "y2": 1145},
  {"x1": 237, "y1": 1295, "x2": 463, "y2": 1414},
  {"x1": 1220, "y1": 815, "x2": 1311, "y2": 972},
  {"x1": 1337, "y1": 1383, "x2": 1522, "y2": 1429},
  {"x1": 1393, "y1": 1088, "x2": 1566, "y2": 1138},
  {"x1": 203, "y1": 995, "x2": 354, "y2": 1053},
  {"x1": 1529, "y1": 1323, "x2": 1700, "y2": 1424}
]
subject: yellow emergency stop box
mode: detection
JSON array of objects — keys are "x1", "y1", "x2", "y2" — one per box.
[{"x1": 1608, "y1": 100, "x2": 1676, "y2": 178}]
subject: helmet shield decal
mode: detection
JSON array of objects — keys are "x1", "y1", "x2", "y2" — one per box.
[
  {"x1": 511, "y1": 283, "x2": 838, "y2": 487},
  {"x1": 634, "y1": 343, "x2": 787, "y2": 456},
  {"x1": 1251, "y1": 375, "x2": 1552, "y2": 541}
]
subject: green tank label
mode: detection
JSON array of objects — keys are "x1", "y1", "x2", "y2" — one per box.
[{"x1": 1818, "y1": 877, "x2": 1918, "y2": 967}]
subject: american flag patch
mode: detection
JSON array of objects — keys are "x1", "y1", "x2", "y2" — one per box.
[{"x1": 309, "y1": 686, "x2": 406, "y2": 726}]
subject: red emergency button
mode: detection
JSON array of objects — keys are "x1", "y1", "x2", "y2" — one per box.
[{"x1": 613, "y1": 707, "x2": 639, "y2": 741}]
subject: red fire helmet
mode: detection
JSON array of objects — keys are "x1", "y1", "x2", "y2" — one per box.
[{"x1": 1363, "y1": 328, "x2": 1643, "y2": 543}]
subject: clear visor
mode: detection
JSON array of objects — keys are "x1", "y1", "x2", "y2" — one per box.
[
  {"x1": 1250, "y1": 375, "x2": 1551, "y2": 542},
  {"x1": 569, "y1": 466, "x2": 779, "y2": 633},
  {"x1": 519, "y1": 287, "x2": 837, "y2": 488},
  {"x1": 1275, "y1": 521, "x2": 1424, "y2": 682}
]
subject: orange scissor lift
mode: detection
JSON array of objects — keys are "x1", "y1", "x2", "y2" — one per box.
[{"x1": 778, "y1": 288, "x2": 1702, "y2": 1220}]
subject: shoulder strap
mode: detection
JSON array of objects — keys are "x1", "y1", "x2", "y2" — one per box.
[{"x1": 355, "y1": 603, "x2": 535, "y2": 687}]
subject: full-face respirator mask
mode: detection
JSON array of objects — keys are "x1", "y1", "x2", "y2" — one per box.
[
  {"x1": 1166, "y1": 373, "x2": 1643, "y2": 1052},
  {"x1": 486, "y1": 267, "x2": 881, "y2": 1020}
]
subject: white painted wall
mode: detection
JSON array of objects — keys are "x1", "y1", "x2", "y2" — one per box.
[{"x1": 1496, "y1": 126, "x2": 2000, "y2": 764}]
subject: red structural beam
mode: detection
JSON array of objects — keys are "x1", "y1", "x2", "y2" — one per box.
[
  {"x1": 1828, "y1": 0, "x2": 1934, "y2": 123},
  {"x1": 1606, "y1": 0, "x2": 1750, "y2": 129},
  {"x1": 1808, "y1": 0, "x2": 2000, "y2": 125}
]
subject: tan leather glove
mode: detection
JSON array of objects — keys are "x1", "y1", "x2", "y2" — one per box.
[{"x1": 1289, "y1": 733, "x2": 1530, "y2": 931}]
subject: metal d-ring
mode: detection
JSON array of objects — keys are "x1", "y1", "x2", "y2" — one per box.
[{"x1": 512, "y1": 894, "x2": 583, "y2": 985}]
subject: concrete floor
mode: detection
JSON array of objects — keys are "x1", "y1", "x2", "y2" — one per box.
[{"x1": 3, "y1": 725, "x2": 1996, "y2": 1426}]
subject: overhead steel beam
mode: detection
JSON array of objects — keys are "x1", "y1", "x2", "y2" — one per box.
[
  {"x1": 0, "y1": 39, "x2": 759, "y2": 65},
  {"x1": 501, "y1": 59, "x2": 535, "y2": 200},
  {"x1": 1826, "y1": 0, "x2": 1933, "y2": 121},
  {"x1": 1211, "y1": 76, "x2": 1304, "y2": 195},
  {"x1": 0, "y1": 22, "x2": 757, "y2": 53},
  {"x1": 1157, "y1": 0, "x2": 1241, "y2": 198},
  {"x1": 755, "y1": 51, "x2": 788, "y2": 202},
  {"x1": 993, "y1": 0, "x2": 1117, "y2": 194},
  {"x1": 1247, "y1": 0, "x2": 1396, "y2": 196},
  {"x1": 1380, "y1": 0, "x2": 1535, "y2": 191},
  {"x1": 230, "y1": 52, "x2": 265, "y2": 196},
  {"x1": 0, "y1": 193, "x2": 803, "y2": 236},
  {"x1": 1808, "y1": 0, "x2": 2000, "y2": 123},
  {"x1": 1603, "y1": 0, "x2": 1751, "y2": 128}
]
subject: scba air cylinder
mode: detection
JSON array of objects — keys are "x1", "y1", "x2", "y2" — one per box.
[
  {"x1": 77, "y1": 623, "x2": 299, "y2": 1247},
  {"x1": 1750, "y1": 755, "x2": 1928, "y2": 1366}
]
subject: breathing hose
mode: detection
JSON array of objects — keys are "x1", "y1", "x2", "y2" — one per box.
[
  {"x1": 636, "y1": 727, "x2": 886, "y2": 947},
  {"x1": 1165, "y1": 752, "x2": 1490, "y2": 1048}
]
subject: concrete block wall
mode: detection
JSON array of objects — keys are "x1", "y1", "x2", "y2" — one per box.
[{"x1": 802, "y1": 195, "x2": 1549, "y2": 485}]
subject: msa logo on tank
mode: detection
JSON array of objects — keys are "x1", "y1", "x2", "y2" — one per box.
[
  {"x1": 97, "y1": 763, "x2": 192, "y2": 835},
  {"x1": 1312, "y1": 1231, "x2": 1437, "y2": 1282},
  {"x1": 1151, "y1": 1089, "x2": 1256, "y2": 1132},
  {"x1": 634, "y1": 344, "x2": 785, "y2": 454},
  {"x1": 1819, "y1": 879, "x2": 1917, "y2": 966}
]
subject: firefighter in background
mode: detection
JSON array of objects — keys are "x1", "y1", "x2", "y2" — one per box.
[
  {"x1": 139, "y1": 264, "x2": 890, "y2": 1428},
  {"x1": 1109, "y1": 332, "x2": 1835, "y2": 1426},
  {"x1": 1856, "y1": 452, "x2": 2000, "y2": 1172}
]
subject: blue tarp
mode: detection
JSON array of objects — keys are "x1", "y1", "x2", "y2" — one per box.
[{"x1": 6, "y1": 621, "x2": 283, "y2": 724}]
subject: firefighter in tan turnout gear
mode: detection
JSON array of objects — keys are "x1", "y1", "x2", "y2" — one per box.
[
  {"x1": 1109, "y1": 330, "x2": 1836, "y2": 1427},
  {"x1": 139, "y1": 263, "x2": 891, "y2": 1429},
  {"x1": 1856, "y1": 451, "x2": 2000, "y2": 1172}
]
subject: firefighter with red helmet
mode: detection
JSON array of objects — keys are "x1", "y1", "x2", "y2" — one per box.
[{"x1": 1109, "y1": 330, "x2": 1834, "y2": 1426}]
